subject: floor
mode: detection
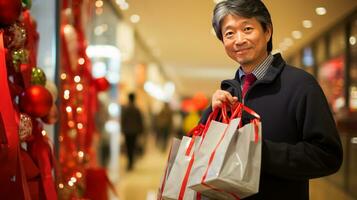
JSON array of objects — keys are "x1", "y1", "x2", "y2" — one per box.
[{"x1": 113, "y1": 134, "x2": 355, "y2": 200}]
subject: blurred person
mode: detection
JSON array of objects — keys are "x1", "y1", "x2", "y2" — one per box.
[
  {"x1": 172, "y1": 110, "x2": 184, "y2": 138},
  {"x1": 155, "y1": 102, "x2": 173, "y2": 152},
  {"x1": 120, "y1": 93, "x2": 144, "y2": 171},
  {"x1": 199, "y1": 0, "x2": 343, "y2": 199}
]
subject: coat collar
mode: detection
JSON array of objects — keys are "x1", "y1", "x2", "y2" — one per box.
[{"x1": 221, "y1": 53, "x2": 286, "y2": 99}]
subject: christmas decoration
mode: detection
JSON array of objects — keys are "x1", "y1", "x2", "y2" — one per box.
[
  {"x1": 12, "y1": 48, "x2": 28, "y2": 72},
  {"x1": 19, "y1": 85, "x2": 53, "y2": 118},
  {"x1": 22, "y1": 0, "x2": 32, "y2": 9},
  {"x1": 3, "y1": 22, "x2": 27, "y2": 49},
  {"x1": 19, "y1": 113, "x2": 32, "y2": 142},
  {"x1": 1, "y1": 1, "x2": 60, "y2": 199},
  {"x1": 94, "y1": 77, "x2": 110, "y2": 91},
  {"x1": 58, "y1": 1, "x2": 102, "y2": 199},
  {"x1": 31, "y1": 67, "x2": 47, "y2": 86},
  {"x1": 0, "y1": 0, "x2": 22, "y2": 26},
  {"x1": 0, "y1": 29, "x2": 31, "y2": 200}
]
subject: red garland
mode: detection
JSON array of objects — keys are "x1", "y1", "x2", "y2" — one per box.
[
  {"x1": 27, "y1": 119, "x2": 57, "y2": 200},
  {"x1": 58, "y1": 0, "x2": 100, "y2": 198},
  {"x1": 0, "y1": 30, "x2": 31, "y2": 200}
]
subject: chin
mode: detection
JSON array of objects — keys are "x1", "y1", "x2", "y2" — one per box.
[{"x1": 235, "y1": 58, "x2": 249, "y2": 65}]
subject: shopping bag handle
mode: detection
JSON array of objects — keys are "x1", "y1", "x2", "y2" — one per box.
[
  {"x1": 187, "y1": 102, "x2": 229, "y2": 137},
  {"x1": 229, "y1": 102, "x2": 261, "y2": 120}
]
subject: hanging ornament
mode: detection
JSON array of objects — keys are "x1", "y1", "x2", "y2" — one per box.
[
  {"x1": 19, "y1": 85, "x2": 53, "y2": 118},
  {"x1": 12, "y1": 49, "x2": 28, "y2": 72},
  {"x1": 3, "y1": 22, "x2": 27, "y2": 49},
  {"x1": 31, "y1": 67, "x2": 47, "y2": 86},
  {"x1": 0, "y1": 0, "x2": 22, "y2": 26},
  {"x1": 18, "y1": 113, "x2": 32, "y2": 141},
  {"x1": 94, "y1": 77, "x2": 110, "y2": 91},
  {"x1": 22, "y1": 0, "x2": 32, "y2": 9}
]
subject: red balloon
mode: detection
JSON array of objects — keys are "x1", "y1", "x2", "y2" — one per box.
[
  {"x1": 94, "y1": 77, "x2": 110, "y2": 91},
  {"x1": 19, "y1": 85, "x2": 53, "y2": 118},
  {"x1": 0, "y1": 0, "x2": 22, "y2": 26}
]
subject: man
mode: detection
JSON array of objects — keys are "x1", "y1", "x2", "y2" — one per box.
[
  {"x1": 121, "y1": 93, "x2": 144, "y2": 171},
  {"x1": 200, "y1": 0, "x2": 343, "y2": 199},
  {"x1": 155, "y1": 102, "x2": 173, "y2": 152}
]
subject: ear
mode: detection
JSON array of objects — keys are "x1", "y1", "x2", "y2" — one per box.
[{"x1": 265, "y1": 25, "x2": 272, "y2": 42}]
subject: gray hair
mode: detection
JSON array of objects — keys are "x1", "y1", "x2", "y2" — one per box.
[{"x1": 212, "y1": 0, "x2": 273, "y2": 52}]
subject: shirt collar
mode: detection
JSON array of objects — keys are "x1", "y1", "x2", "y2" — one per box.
[{"x1": 235, "y1": 54, "x2": 274, "y2": 81}]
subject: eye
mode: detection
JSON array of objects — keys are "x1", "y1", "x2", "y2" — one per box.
[
  {"x1": 243, "y1": 27, "x2": 253, "y2": 33},
  {"x1": 224, "y1": 31, "x2": 234, "y2": 38}
]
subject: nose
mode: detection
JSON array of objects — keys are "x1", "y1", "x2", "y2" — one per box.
[{"x1": 234, "y1": 31, "x2": 246, "y2": 46}]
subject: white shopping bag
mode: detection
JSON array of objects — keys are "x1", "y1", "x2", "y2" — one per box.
[
  {"x1": 158, "y1": 138, "x2": 182, "y2": 200},
  {"x1": 162, "y1": 135, "x2": 202, "y2": 200},
  {"x1": 187, "y1": 119, "x2": 232, "y2": 198},
  {"x1": 189, "y1": 103, "x2": 262, "y2": 200}
]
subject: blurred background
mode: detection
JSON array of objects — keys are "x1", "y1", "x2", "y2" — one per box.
[{"x1": 1, "y1": 0, "x2": 357, "y2": 199}]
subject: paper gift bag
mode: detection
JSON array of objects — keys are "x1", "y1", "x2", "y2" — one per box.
[
  {"x1": 162, "y1": 135, "x2": 202, "y2": 200},
  {"x1": 189, "y1": 104, "x2": 262, "y2": 200},
  {"x1": 157, "y1": 138, "x2": 181, "y2": 200}
]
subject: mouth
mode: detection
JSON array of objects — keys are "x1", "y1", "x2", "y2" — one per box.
[{"x1": 235, "y1": 48, "x2": 250, "y2": 54}]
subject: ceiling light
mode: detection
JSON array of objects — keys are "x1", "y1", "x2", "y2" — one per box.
[
  {"x1": 94, "y1": 24, "x2": 108, "y2": 36},
  {"x1": 130, "y1": 14, "x2": 140, "y2": 23},
  {"x1": 95, "y1": 0, "x2": 103, "y2": 8},
  {"x1": 119, "y1": 2, "x2": 129, "y2": 10},
  {"x1": 315, "y1": 7, "x2": 327, "y2": 15},
  {"x1": 291, "y1": 30, "x2": 302, "y2": 39},
  {"x1": 302, "y1": 20, "x2": 313, "y2": 28},
  {"x1": 350, "y1": 36, "x2": 356, "y2": 45}
]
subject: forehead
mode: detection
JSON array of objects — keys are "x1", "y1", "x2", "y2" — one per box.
[{"x1": 221, "y1": 14, "x2": 261, "y2": 29}]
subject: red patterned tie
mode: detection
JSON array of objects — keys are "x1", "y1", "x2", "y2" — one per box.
[{"x1": 242, "y1": 73, "x2": 257, "y2": 98}]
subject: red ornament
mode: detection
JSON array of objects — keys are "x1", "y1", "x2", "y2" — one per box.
[
  {"x1": 94, "y1": 77, "x2": 110, "y2": 91},
  {"x1": 0, "y1": 0, "x2": 22, "y2": 26},
  {"x1": 19, "y1": 85, "x2": 53, "y2": 118}
]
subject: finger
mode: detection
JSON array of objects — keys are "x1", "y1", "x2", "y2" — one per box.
[
  {"x1": 221, "y1": 91, "x2": 235, "y2": 104},
  {"x1": 212, "y1": 100, "x2": 223, "y2": 110}
]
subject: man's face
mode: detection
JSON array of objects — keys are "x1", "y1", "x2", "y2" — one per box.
[{"x1": 221, "y1": 14, "x2": 271, "y2": 70}]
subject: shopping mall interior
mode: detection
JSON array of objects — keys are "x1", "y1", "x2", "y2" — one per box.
[{"x1": 1, "y1": 0, "x2": 357, "y2": 199}]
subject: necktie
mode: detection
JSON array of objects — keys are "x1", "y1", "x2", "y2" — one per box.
[{"x1": 242, "y1": 73, "x2": 256, "y2": 98}]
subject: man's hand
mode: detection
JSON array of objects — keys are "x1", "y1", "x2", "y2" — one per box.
[{"x1": 211, "y1": 90, "x2": 238, "y2": 110}]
